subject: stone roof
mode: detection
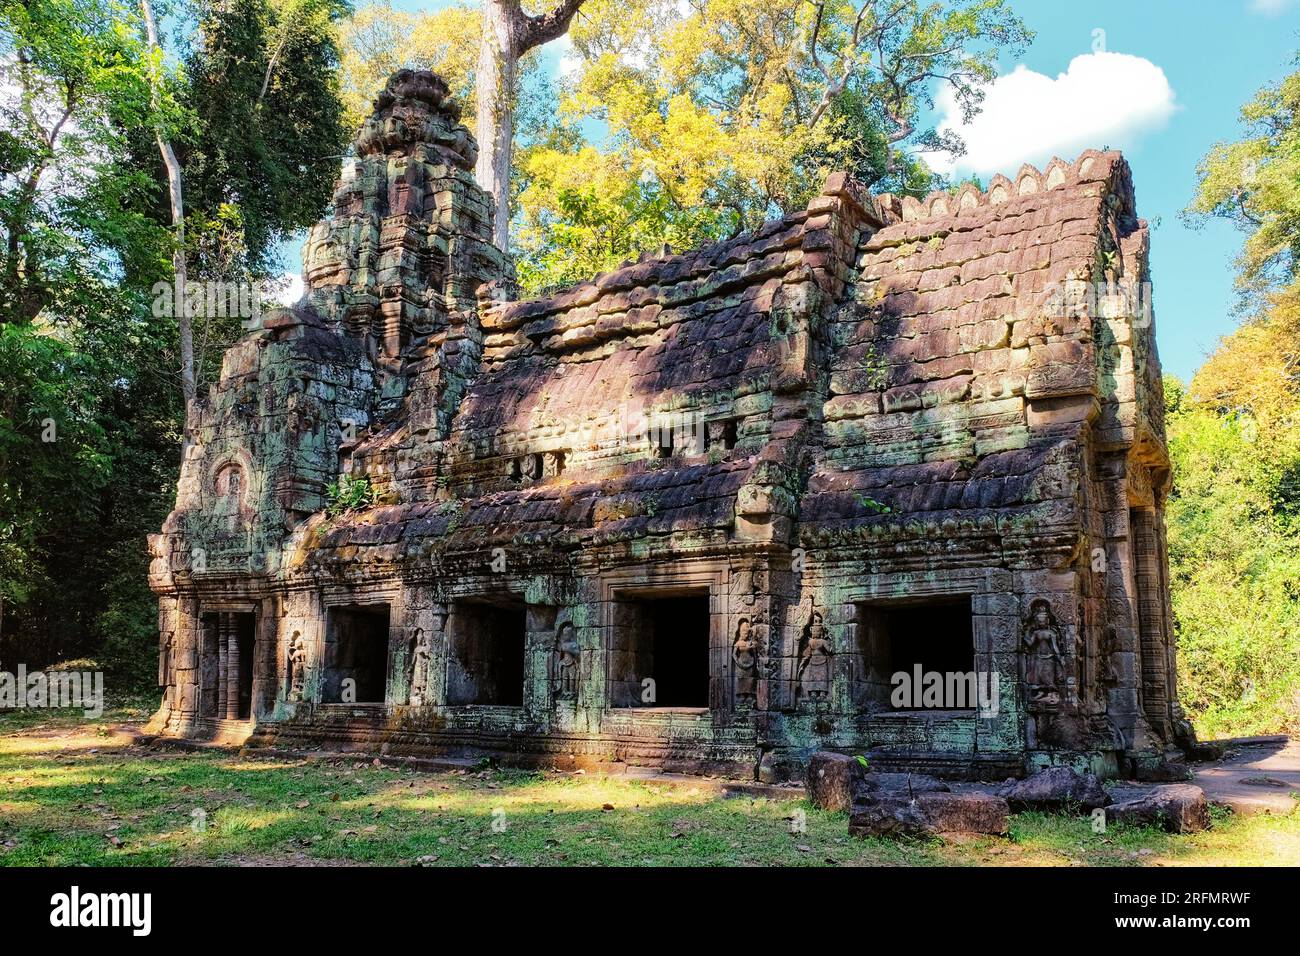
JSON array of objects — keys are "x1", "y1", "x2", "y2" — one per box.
[{"x1": 303, "y1": 150, "x2": 1154, "y2": 571}]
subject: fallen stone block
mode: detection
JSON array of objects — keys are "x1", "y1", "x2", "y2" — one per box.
[
  {"x1": 998, "y1": 766, "x2": 1112, "y2": 812},
  {"x1": 855, "y1": 771, "x2": 951, "y2": 796},
  {"x1": 848, "y1": 793, "x2": 931, "y2": 838},
  {"x1": 914, "y1": 791, "x2": 1009, "y2": 835},
  {"x1": 807, "y1": 752, "x2": 855, "y2": 811},
  {"x1": 807, "y1": 752, "x2": 952, "y2": 812},
  {"x1": 1105, "y1": 784, "x2": 1210, "y2": 833},
  {"x1": 848, "y1": 790, "x2": 1008, "y2": 838}
]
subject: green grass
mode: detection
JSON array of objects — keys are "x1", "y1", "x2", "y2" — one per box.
[{"x1": 1, "y1": 713, "x2": 1297, "y2": 866}]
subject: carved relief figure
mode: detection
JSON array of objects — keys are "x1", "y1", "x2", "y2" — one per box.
[
  {"x1": 520, "y1": 453, "x2": 541, "y2": 483},
  {"x1": 159, "y1": 629, "x2": 175, "y2": 710},
  {"x1": 542, "y1": 451, "x2": 562, "y2": 479},
  {"x1": 1023, "y1": 599, "x2": 1064, "y2": 705},
  {"x1": 552, "y1": 621, "x2": 580, "y2": 700},
  {"x1": 407, "y1": 628, "x2": 432, "y2": 706},
  {"x1": 286, "y1": 631, "x2": 307, "y2": 704},
  {"x1": 732, "y1": 618, "x2": 758, "y2": 704},
  {"x1": 797, "y1": 609, "x2": 832, "y2": 701}
]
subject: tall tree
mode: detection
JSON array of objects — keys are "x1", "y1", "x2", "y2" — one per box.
[
  {"x1": 140, "y1": 0, "x2": 195, "y2": 418},
  {"x1": 0, "y1": 0, "x2": 180, "y2": 671},
  {"x1": 182, "y1": 0, "x2": 351, "y2": 276},
  {"x1": 1166, "y1": 53, "x2": 1300, "y2": 738},
  {"x1": 1186, "y1": 58, "x2": 1300, "y2": 302},
  {"x1": 475, "y1": 0, "x2": 586, "y2": 250},
  {"x1": 339, "y1": 1, "x2": 480, "y2": 131},
  {"x1": 513, "y1": 0, "x2": 1027, "y2": 291}
]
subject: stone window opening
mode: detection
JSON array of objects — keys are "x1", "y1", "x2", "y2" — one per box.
[
  {"x1": 706, "y1": 419, "x2": 738, "y2": 453},
  {"x1": 446, "y1": 598, "x2": 527, "y2": 706},
  {"x1": 854, "y1": 597, "x2": 975, "y2": 711},
  {"x1": 199, "y1": 610, "x2": 255, "y2": 720},
  {"x1": 610, "y1": 591, "x2": 711, "y2": 709},
  {"x1": 645, "y1": 416, "x2": 705, "y2": 459},
  {"x1": 322, "y1": 604, "x2": 391, "y2": 704},
  {"x1": 507, "y1": 451, "x2": 566, "y2": 485}
]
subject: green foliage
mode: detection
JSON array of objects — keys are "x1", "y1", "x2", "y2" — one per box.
[
  {"x1": 0, "y1": 0, "x2": 335, "y2": 689},
  {"x1": 325, "y1": 474, "x2": 374, "y2": 516},
  {"x1": 1185, "y1": 56, "x2": 1300, "y2": 300},
  {"x1": 1171, "y1": 51, "x2": 1300, "y2": 738},
  {"x1": 513, "y1": 0, "x2": 1030, "y2": 292},
  {"x1": 852, "y1": 493, "x2": 891, "y2": 514},
  {"x1": 0, "y1": 0, "x2": 174, "y2": 324},
  {"x1": 181, "y1": 0, "x2": 351, "y2": 275},
  {"x1": 1167, "y1": 386, "x2": 1300, "y2": 738}
]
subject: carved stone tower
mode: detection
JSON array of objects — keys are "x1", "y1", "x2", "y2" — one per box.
[{"x1": 301, "y1": 69, "x2": 511, "y2": 375}]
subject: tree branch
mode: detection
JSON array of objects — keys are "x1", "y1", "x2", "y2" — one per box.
[{"x1": 520, "y1": 0, "x2": 587, "y2": 52}]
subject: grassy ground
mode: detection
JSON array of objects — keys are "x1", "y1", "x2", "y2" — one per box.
[{"x1": 1, "y1": 708, "x2": 1297, "y2": 867}]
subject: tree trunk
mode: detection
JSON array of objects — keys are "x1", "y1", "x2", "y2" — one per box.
[
  {"x1": 140, "y1": 0, "x2": 196, "y2": 428},
  {"x1": 475, "y1": 0, "x2": 518, "y2": 252},
  {"x1": 474, "y1": 0, "x2": 586, "y2": 252}
]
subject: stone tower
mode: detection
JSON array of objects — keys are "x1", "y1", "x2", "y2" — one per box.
[{"x1": 301, "y1": 69, "x2": 511, "y2": 373}]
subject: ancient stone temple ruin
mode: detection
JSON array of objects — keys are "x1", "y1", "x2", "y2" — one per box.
[{"x1": 149, "y1": 69, "x2": 1195, "y2": 780}]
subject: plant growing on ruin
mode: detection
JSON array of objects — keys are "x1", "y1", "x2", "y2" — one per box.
[
  {"x1": 852, "y1": 492, "x2": 891, "y2": 514},
  {"x1": 325, "y1": 475, "x2": 374, "y2": 516}
]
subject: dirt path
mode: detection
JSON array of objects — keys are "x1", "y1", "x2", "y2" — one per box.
[{"x1": 1193, "y1": 737, "x2": 1300, "y2": 816}]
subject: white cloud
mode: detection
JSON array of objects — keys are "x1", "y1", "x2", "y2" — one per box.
[
  {"x1": 268, "y1": 273, "x2": 304, "y2": 307},
  {"x1": 923, "y1": 51, "x2": 1176, "y2": 177},
  {"x1": 554, "y1": 34, "x2": 582, "y2": 80},
  {"x1": 1250, "y1": 0, "x2": 1294, "y2": 16}
]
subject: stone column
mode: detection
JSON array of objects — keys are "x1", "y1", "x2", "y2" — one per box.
[
  {"x1": 216, "y1": 613, "x2": 228, "y2": 718},
  {"x1": 222, "y1": 612, "x2": 241, "y2": 721},
  {"x1": 1099, "y1": 453, "x2": 1143, "y2": 749},
  {"x1": 174, "y1": 595, "x2": 201, "y2": 731},
  {"x1": 1130, "y1": 507, "x2": 1169, "y2": 737}
]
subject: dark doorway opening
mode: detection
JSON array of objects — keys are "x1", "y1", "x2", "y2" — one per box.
[
  {"x1": 234, "y1": 613, "x2": 254, "y2": 719},
  {"x1": 447, "y1": 599, "x2": 527, "y2": 706},
  {"x1": 198, "y1": 611, "x2": 256, "y2": 719},
  {"x1": 611, "y1": 592, "x2": 710, "y2": 708},
  {"x1": 323, "y1": 605, "x2": 391, "y2": 703},
  {"x1": 856, "y1": 597, "x2": 975, "y2": 710}
]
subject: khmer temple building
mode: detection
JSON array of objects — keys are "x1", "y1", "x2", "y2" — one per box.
[{"x1": 148, "y1": 69, "x2": 1195, "y2": 780}]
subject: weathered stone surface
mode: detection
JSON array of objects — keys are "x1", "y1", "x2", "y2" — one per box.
[
  {"x1": 848, "y1": 793, "x2": 931, "y2": 838},
  {"x1": 807, "y1": 751, "x2": 856, "y2": 811},
  {"x1": 148, "y1": 71, "x2": 1183, "y2": 786},
  {"x1": 849, "y1": 790, "x2": 1008, "y2": 838},
  {"x1": 1105, "y1": 785, "x2": 1210, "y2": 833},
  {"x1": 998, "y1": 767, "x2": 1112, "y2": 811},
  {"x1": 854, "y1": 772, "x2": 951, "y2": 796},
  {"x1": 915, "y1": 792, "x2": 1010, "y2": 835}
]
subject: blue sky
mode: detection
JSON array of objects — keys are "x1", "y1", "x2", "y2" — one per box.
[{"x1": 349, "y1": 0, "x2": 1300, "y2": 380}]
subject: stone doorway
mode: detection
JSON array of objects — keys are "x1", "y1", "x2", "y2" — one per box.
[
  {"x1": 855, "y1": 597, "x2": 975, "y2": 710},
  {"x1": 200, "y1": 611, "x2": 256, "y2": 720},
  {"x1": 323, "y1": 604, "x2": 391, "y2": 703},
  {"x1": 610, "y1": 592, "x2": 710, "y2": 708},
  {"x1": 446, "y1": 598, "x2": 527, "y2": 706}
]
